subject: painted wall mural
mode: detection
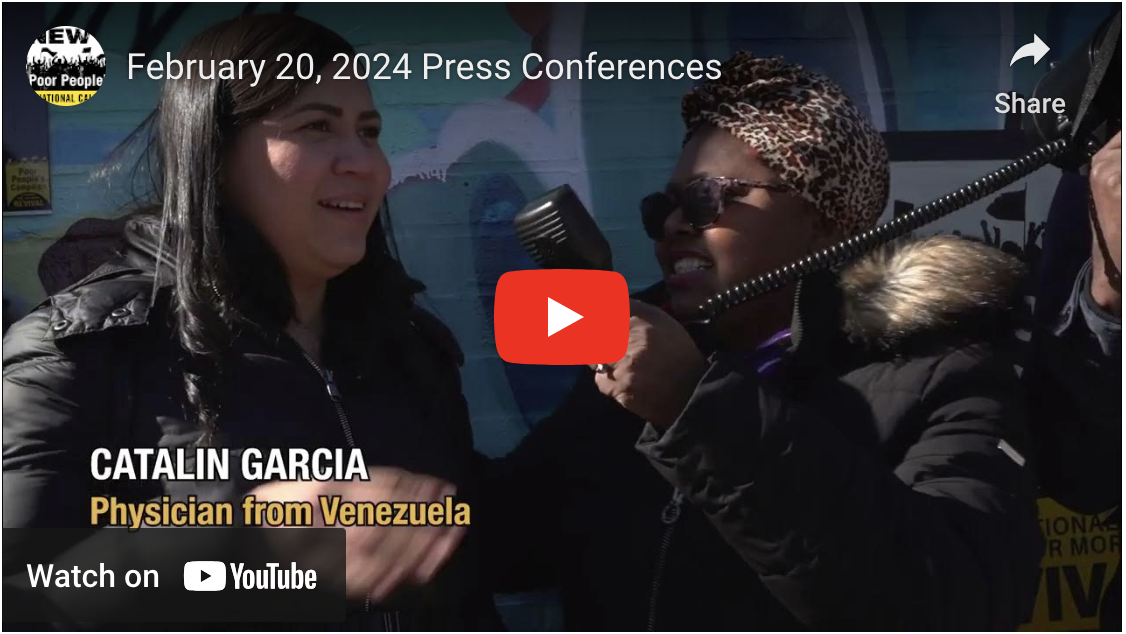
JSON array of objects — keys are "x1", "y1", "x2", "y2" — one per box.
[{"x1": 2, "y1": 3, "x2": 1119, "y2": 629}]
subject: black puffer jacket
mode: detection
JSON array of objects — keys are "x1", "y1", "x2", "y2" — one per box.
[
  {"x1": 2, "y1": 217, "x2": 501, "y2": 630},
  {"x1": 480, "y1": 236, "x2": 1044, "y2": 630}
]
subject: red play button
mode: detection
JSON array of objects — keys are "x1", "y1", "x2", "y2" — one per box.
[{"x1": 495, "y1": 270, "x2": 629, "y2": 365}]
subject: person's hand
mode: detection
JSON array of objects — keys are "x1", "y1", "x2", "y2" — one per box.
[
  {"x1": 592, "y1": 300, "x2": 706, "y2": 431},
  {"x1": 250, "y1": 467, "x2": 464, "y2": 601},
  {"x1": 1089, "y1": 131, "x2": 1122, "y2": 315}
]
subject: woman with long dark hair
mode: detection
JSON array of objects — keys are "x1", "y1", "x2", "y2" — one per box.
[{"x1": 3, "y1": 14, "x2": 497, "y2": 629}]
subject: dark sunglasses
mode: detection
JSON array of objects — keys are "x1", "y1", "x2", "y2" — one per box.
[{"x1": 640, "y1": 176, "x2": 795, "y2": 240}]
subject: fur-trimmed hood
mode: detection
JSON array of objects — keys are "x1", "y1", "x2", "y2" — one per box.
[{"x1": 836, "y1": 235, "x2": 1026, "y2": 350}]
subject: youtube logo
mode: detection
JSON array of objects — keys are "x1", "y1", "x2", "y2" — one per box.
[
  {"x1": 495, "y1": 270, "x2": 629, "y2": 365},
  {"x1": 183, "y1": 561, "x2": 226, "y2": 591}
]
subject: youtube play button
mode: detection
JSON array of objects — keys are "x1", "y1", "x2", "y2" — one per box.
[
  {"x1": 547, "y1": 298, "x2": 583, "y2": 336},
  {"x1": 495, "y1": 270, "x2": 628, "y2": 365},
  {"x1": 183, "y1": 561, "x2": 226, "y2": 591}
]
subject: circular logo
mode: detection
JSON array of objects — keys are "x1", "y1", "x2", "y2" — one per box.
[{"x1": 26, "y1": 26, "x2": 105, "y2": 107}]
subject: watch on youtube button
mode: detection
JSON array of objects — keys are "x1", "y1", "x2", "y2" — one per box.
[{"x1": 494, "y1": 269, "x2": 628, "y2": 365}]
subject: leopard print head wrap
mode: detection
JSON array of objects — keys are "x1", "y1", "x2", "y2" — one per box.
[{"x1": 682, "y1": 51, "x2": 890, "y2": 237}]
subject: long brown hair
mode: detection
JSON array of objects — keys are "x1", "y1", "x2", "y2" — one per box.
[{"x1": 122, "y1": 14, "x2": 418, "y2": 441}]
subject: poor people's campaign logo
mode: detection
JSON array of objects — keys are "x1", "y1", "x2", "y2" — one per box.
[{"x1": 26, "y1": 26, "x2": 105, "y2": 106}]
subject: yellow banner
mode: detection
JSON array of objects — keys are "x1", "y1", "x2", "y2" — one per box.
[
  {"x1": 34, "y1": 91, "x2": 97, "y2": 106},
  {"x1": 1021, "y1": 498, "x2": 1120, "y2": 631}
]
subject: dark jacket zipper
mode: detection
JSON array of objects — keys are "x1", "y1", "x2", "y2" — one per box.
[
  {"x1": 789, "y1": 278, "x2": 806, "y2": 350},
  {"x1": 298, "y1": 350, "x2": 357, "y2": 451},
  {"x1": 642, "y1": 282, "x2": 801, "y2": 631},
  {"x1": 644, "y1": 284, "x2": 802, "y2": 630},
  {"x1": 647, "y1": 488, "x2": 685, "y2": 631},
  {"x1": 298, "y1": 350, "x2": 398, "y2": 630}
]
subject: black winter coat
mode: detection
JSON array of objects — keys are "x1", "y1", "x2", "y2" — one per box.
[
  {"x1": 1022, "y1": 173, "x2": 1121, "y2": 630},
  {"x1": 2, "y1": 218, "x2": 501, "y2": 630},
  {"x1": 479, "y1": 236, "x2": 1045, "y2": 630}
]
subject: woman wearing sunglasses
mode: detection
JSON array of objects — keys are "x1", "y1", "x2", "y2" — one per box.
[{"x1": 481, "y1": 52, "x2": 1043, "y2": 629}]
